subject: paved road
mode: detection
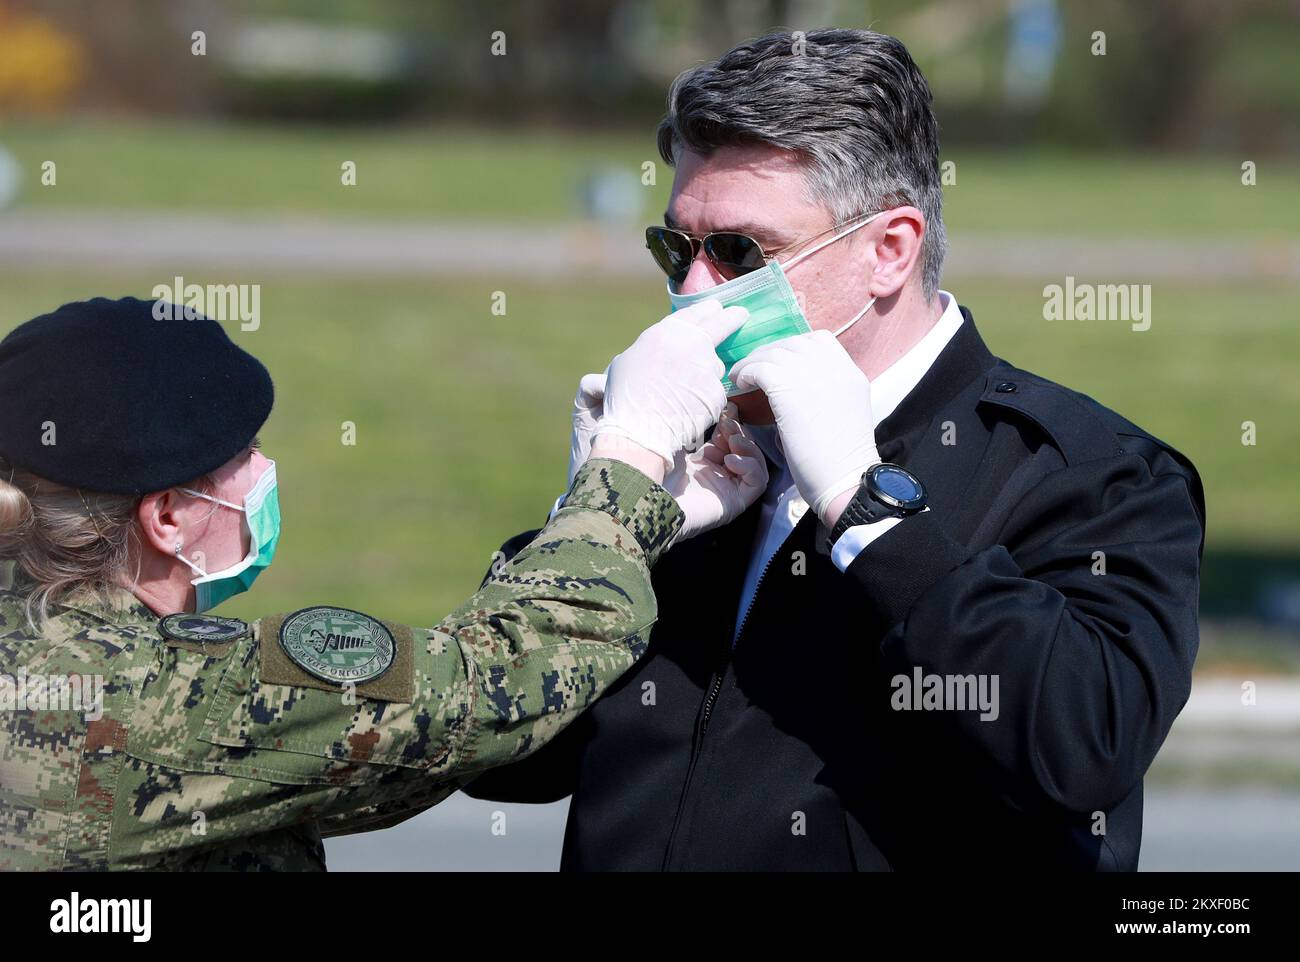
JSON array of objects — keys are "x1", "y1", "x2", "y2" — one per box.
[
  {"x1": 322, "y1": 787, "x2": 1300, "y2": 871},
  {"x1": 3, "y1": 209, "x2": 1298, "y2": 280}
]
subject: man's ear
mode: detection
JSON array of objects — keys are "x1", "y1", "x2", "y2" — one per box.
[
  {"x1": 137, "y1": 490, "x2": 181, "y2": 559},
  {"x1": 868, "y1": 206, "x2": 926, "y2": 299}
]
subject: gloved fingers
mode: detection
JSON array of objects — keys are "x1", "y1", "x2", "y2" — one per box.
[
  {"x1": 726, "y1": 432, "x2": 761, "y2": 460},
  {"x1": 714, "y1": 413, "x2": 744, "y2": 449},
  {"x1": 767, "y1": 330, "x2": 840, "y2": 364},
  {"x1": 730, "y1": 338, "x2": 800, "y2": 368},
  {"x1": 666, "y1": 297, "x2": 725, "y2": 324},
  {"x1": 708, "y1": 429, "x2": 760, "y2": 467},
  {"x1": 728, "y1": 357, "x2": 788, "y2": 395},
  {"x1": 680, "y1": 303, "x2": 750, "y2": 347},
  {"x1": 575, "y1": 371, "x2": 608, "y2": 409},
  {"x1": 696, "y1": 444, "x2": 725, "y2": 467},
  {"x1": 717, "y1": 412, "x2": 742, "y2": 435},
  {"x1": 723, "y1": 451, "x2": 768, "y2": 491},
  {"x1": 572, "y1": 374, "x2": 608, "y2": 434},
  {"x1": 791, "y1": 330, "x2": 868, "y2": 380}
]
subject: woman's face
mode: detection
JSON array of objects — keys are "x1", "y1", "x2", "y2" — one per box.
[{"x1": 177, "y1": 443, "x2": 271, "y2": 574}]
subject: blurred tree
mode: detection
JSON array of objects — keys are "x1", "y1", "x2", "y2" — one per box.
[
  {"x1": 0, "y1": 1, "x2": 85, "y2": 113},
  {"x1": 7, "y1": 0, "x2": 1295, "y2": 151}
]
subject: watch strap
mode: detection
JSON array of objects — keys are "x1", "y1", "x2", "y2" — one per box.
[{"x1": 827, "y1": 479, "x2": 898, "y2": 548}]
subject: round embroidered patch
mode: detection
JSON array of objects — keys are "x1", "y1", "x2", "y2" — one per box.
[
  {"x1": 158, "y1": 613, "x2": 249, "y2": 644},
  {"x1": 278, "y1": 606, "x2": 395, "y2": 685}
]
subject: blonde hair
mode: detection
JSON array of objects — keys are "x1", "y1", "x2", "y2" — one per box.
[{"x1": 0, "y1": 460, "x2": 212, "y2": 627}]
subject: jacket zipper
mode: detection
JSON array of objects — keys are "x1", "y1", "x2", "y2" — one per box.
[{"x1": 660, "y1": 550, "x2": 777, "y2": 869}]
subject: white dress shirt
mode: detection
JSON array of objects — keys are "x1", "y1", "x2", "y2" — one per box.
[{"x1": 731, "y1": 290, "x2": 965, "y2": 643}]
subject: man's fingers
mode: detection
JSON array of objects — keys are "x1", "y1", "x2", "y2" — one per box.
[
  {"x1": 727, "y1": 434, "x2": 760, "y2": 458},
  {"x1": 728, "y1": 358, "x2": 786, "y2": 394},
  {"x1": 724, "y1": 452, "x2": 767, "y2": 490},
  {"x1": 670, "y1": 297, "x2": 724, "y2": 320},
  {"x1": 684, "y1": 303, "x2": 750, "y2": 347},
  {"x1": 716, "y1": 414, "x2": 743, "y2": 441}
]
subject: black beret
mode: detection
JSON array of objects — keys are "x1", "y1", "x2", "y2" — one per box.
[{"x1": 0, "y1": 297, "x2": 274, "y2": 495}]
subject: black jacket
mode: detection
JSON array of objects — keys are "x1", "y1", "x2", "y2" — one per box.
[{"x1": 465, "y1": 309, "x2": 1206, "y2": 871}]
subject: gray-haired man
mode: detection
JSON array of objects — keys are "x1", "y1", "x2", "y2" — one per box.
[{"x1": 468, "y1": 28, "x2": 1204, "y2": 872}]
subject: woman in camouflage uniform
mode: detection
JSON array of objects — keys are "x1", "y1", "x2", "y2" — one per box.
[{"x1": 0, "y1": 296, "x2": 764, "y2": 869}]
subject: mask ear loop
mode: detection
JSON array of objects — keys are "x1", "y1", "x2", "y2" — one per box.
[
  {"x1": 782, "y1": 210, "x2": 885, "y2": 339},
  {"x1": 832, "y1": 296, "x2": 877, "y2": 338},
  {"x1": 782, "y1": 209, "x2": 887, "y2": 271},
  {"x1": 174, "y1": 540, "x2": 208, "y2": 578},
  {"x1": 177, "y1": 487, "x2": 244, "y2": 512}
]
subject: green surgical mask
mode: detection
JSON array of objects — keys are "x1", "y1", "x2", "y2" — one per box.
[
  {"x1": 667, "y1": 211, "x2": 884, "y2": 395},
  {"x1": 174, "y1": 460, "x2": 280, "y2": 613}
]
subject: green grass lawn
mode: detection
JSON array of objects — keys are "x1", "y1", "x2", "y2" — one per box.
[
  {"x1": 1, "y1": 270, "x2": 1295, "y2": 634},
  {"x1": 2, "y1": 119, "x2": 1298, "y2": 235}
]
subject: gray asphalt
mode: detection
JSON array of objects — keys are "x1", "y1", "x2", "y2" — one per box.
[
  {"x1": 322, "y1": 787, "x2": 1300, "y2": 871},
  {"x1": 3, "y1": 209, "x2": 1298, "y2": 280}
]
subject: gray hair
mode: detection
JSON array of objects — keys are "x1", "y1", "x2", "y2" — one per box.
[{"x1": 657, "y1": 28, "x2": 947, "y2": 299}]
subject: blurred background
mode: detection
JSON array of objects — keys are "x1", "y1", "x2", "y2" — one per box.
[{"x1": 1, "y1": 0, "x2": 1297, "y2": 870}]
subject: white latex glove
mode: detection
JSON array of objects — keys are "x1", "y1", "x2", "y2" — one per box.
[
  {"x1": 663, "y1": 404, "x2": 769, "y2": 543},
  {"x1": 728, "y1": 329, "x2": 880, "y2": 523},
  {"x1": 567, "y1": 371, "x2": 607, "y2": 486},
  {"x1": 592, "y1": 300, "x2": 748, "y2": 470}
]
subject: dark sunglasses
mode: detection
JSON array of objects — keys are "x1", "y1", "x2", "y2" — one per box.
[{"x1": 645, "y1": 215, "x2": 877, "y2": 289}]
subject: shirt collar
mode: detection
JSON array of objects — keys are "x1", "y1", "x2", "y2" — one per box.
[{"x1": 868, "y1": 290, "x2": 965, "y2": 428}]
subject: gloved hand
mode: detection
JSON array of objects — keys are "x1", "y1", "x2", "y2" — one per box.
[
  {"x1": 567, "y1": 371, "x2": 607, "y2": 486},
  {"x1": 662, "y1": 404, "x2": 769, "y2": 543},
  {"x1": 729, "y1": 329, "x2": 880, "y2": 523},
  {"x1": 592, "y1": 300, "x2": 748, "y2": 471}
]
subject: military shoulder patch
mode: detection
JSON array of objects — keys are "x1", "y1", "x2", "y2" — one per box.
[
  {"x1": 280, "y1": 606, "x2": 396, "y2": 685},
  {"x1": 158, "y1": 613, "x2": 249, "y2": 653},
  {"x1": 257, "y1": 606, "x2": 413, "y2": 703}
]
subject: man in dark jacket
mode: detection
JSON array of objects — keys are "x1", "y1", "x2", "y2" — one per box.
[{"x1": 465, "y1": 28, "x2": 1205, "y2": 871}]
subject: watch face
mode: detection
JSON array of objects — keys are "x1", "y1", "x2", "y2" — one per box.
[{"x1": 869, "y1": 464, "x2": 926, "y2": 510}]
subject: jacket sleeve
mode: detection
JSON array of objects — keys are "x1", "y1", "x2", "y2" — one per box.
[
  {"x1": 457, "y1": 526, "x2": 592, "y2": 805},
  {"x1": 457, "y1": 690, "x2": 591, "y2": 804},
  {"x1": 843, "y1": 449, "x2": 1204, "y2": 816},
  {"x1": 116, "y1": 458, "x2": 681, "y2": 860}
]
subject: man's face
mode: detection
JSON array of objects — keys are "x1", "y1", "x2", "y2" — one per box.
[{"x1": 664, "y1": 143, "x2": 878, "y2": 422}]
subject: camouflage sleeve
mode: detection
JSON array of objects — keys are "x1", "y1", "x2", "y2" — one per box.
[
  {"x1": 113, "y1": 458, "x2": 680, "y2": 861},
  {"x1": 431, "y1": 456, "x2": 681, "y2": 776}
]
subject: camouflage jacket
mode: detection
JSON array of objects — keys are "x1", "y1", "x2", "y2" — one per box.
[{"x1": 0, "y1": 459, "x2": 681, "y2": 870}]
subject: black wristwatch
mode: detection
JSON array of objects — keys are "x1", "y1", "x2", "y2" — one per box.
[{"x1": 826, "y1": 463, "x2": 928, "y2": 550}]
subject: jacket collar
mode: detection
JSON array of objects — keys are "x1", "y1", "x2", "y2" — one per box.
[
  {"x1": 59, "y1": 586, "x2": 158, "y2": 628},
  {"x1": 3, "y1": 564, "x2": 157, "y2": 628},
  {"x1": 874, "y1": 305, "x2": 998, "y2": 459}
]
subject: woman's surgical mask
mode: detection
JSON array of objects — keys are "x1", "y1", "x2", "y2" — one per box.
[
  {"x1": 174, "y1": 460, "x2": 280, "y2": 613},
  {"x1": 667, "y1": 211, "x2": 884, "y2": 395}
]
